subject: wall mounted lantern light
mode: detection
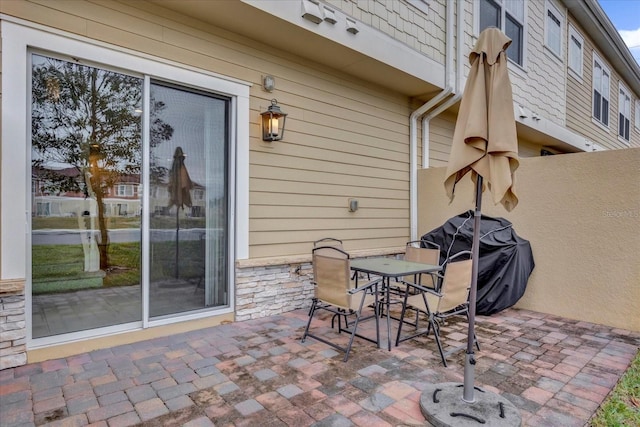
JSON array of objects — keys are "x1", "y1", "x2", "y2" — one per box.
[{"x1": 261, "y1": 99, "x2": 287, "y2": 142}]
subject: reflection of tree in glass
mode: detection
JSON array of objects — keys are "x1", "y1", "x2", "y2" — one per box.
[{"x1": 31, "y1": 56, "x2": 173, "y2": 269}]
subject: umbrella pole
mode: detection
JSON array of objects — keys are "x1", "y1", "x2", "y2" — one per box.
[
  {"x1": 175, "y1": 207, "x2": 180, "y2": 278},
  {"x1": 463, "y1": 175, "x2": 482, "y2": 403},
  {"x1": 419, "y1": 179, "x2": 521, "y2": 427}
]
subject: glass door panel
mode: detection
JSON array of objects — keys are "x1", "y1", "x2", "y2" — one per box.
[
  {"x1": 30, "y1": 54, "x2": 143, "y2": 338},
  {"x1": 148, "y1": 82, "x2": 229, "y2": 318}
]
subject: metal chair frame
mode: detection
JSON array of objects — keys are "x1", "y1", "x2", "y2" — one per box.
[
  {"x1": 395, "y1": 250, "x2": 480, "y2": 366},
  {"x1": 302, "y1": 246, "x2": 381, "y2": 362}
]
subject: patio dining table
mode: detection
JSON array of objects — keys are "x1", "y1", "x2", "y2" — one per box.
[{"x1": 350, "y1": 257, "x2": 441, "y2": 351}]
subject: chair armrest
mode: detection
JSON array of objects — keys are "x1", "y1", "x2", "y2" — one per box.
[
  {"x1": 448, "y1": 250, "x2": 472, "y2": 262},
  {"x1": 398, "y1": 280, "x2": 442, "y2": 297},
  {"x1": 348, "y1": 278, "x2": 381, "y2": 294}
]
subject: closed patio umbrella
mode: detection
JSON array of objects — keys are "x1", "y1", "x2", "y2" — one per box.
[
  {"x1": 444, "y1": 28, "x2": 519, "y2": 212},
  {"x1": 168, "y1": 146, "x2": 193, "y2": 278},
  {"x1": 420, "y1": 28, "x2": 522, "y2": 426}
]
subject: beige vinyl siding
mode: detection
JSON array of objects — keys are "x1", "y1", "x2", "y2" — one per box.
[
  {"x1": 508, "y1": 0, "x2": 566, "y2": 127},
  {"x1": 565, "y1": 18, "x2": 593, "y2": 141},
  {"x1": 565, "y1": 16, "x2": 640, "y2": 150},
  {"x1": 1, "y1": 0, "x2": 415, "y2": 260},
  {"x1": 426, "y1": 113, "x2": 457, "y2": 168}
]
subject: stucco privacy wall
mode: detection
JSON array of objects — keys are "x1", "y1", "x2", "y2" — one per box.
[{"x1": 417, "y1": 148, "x2": 640, "y2": 332}]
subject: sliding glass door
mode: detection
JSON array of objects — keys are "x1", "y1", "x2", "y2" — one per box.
[
  {"x1": 148, "y1": 82, "x2": 229, "y2": 318},
  {"x1": 30, "y1": 53, "x2": 230, "y2": 339}
]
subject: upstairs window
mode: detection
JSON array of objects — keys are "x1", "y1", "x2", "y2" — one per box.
[
  {"x1": 618, "y1": 84, "x2": 631, "y2": 142},
  {"x1": 568, "y1": 25, "x2": 583, "y2": 78},
  {"x1": 592, "y1": 53, "x2": 610, "y2": 127},
  {"x1": 636, "y1": 100, "x2": 640, "y2": 131},
  {"x1": 116, "y1": 184, "x2": 134, "y2": 197},
  {"x1": 479, "y1": 0, "x2": 525, "y2": 66},
  {"x1": 545, "y1": 1, "x2": 563, "y2": 58}
]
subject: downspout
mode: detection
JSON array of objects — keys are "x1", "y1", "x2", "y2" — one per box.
[
  {"x1": 409, "y1": 0, "x2": 461, "y2": 240},
  {"x1": 423, "y1": 0, "x2": 465, "y2": 170}
]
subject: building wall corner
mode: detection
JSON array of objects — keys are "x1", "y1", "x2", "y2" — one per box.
[{"x1": 0, "y1": 279, "x2": 27, "y2": 370}]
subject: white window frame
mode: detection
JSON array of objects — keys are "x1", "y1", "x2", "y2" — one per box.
[
  {"x1": 194, "y1": 188, "x2": 205, "y2": 201},
  {"x1": 545, "y1": 0, "x2": 564, "y2": 60},
  {"x1": 407, "y1": 0, "x2": 430, "y2": 15},
  {"x1": 636, "y1": 99, "x2": 640, "y2": 132},
  {"x1": 592, "y1": 52, "x2": 611, "y2": 129},
  {"x1": 568, "y1": 24, "x2": 583, "y2": 80},
  {"x1": 618, "y1": 83, "x2": 631, "y2": 144},
  {"x1": 1, "y1": 20, "x2": 250, "y2": 345},
  {"x1": 116, "y1": 184, "x2": 134, "y2": 197},
  {"x1": 476, "y1": 0, "x2": 527, "y2": 68}
]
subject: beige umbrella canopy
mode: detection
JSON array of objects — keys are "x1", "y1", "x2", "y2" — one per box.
[
  {"x1": 168, "y1": 146, "x2": 193, "y2": 278},
  {"x1": 419, "y1": 28, "x2": 523, "y2": 426},
  {"x1": 168, "y1": 146, "x2": 193, "y2": 210},
  {"x1": 444, "y1": 27, "x2": 519, "y2": 211}
]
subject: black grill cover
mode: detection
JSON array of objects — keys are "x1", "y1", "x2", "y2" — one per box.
[{"x1": 421, "y1": 211, "x2": 534, "y2": 315}]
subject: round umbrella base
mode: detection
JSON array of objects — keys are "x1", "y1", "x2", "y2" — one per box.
[{"x1": 420, "y1": 382, "x2": 521, "y2": 427}]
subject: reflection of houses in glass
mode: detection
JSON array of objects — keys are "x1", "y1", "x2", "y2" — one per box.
[
  {"x1": 32, "y1": 166, "x2": 98, "y2": 217},
  {"x1": 32, "y1": 166, "x2": 205, "y2": 218},
  {"x1": 149, "y1": 180, "x2": 205, "y2": 218}
]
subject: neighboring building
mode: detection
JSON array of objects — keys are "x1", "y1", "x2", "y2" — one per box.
[
  {"x1": 32, "y1": 166, "x2": 143, "y2": 218},
  {"x1": 1, "y1": 0, "x2": 639, "y2": 367},
  {"x1": 32, "y1": 166, "x2": 206, "y2": 219}
]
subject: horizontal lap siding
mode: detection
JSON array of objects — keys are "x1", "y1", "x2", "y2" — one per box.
[
  {"x1": 3, "y1": 0, "x2": 413, "y2": 259},
  {"x1": 510, "y1": 0, "x2": 566, "y2": 127},
  {"x1": 250, "y1": 84, "x2": 411, "y2": 257},
  {"x1": 565, "y1": 16, "x2": 640, "y2": 150},
  {"x1": 427, "y1": 114, "x2": 456, "y2": 167}
]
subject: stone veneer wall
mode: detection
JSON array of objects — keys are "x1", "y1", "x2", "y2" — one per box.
[
  {"x1": 235, "y1": 262, "x2": 315, "y2": 321},
  {"x1": 0, "y1": 280, "x2": 27, "y2": 369},
  {"x1": 234, "y1": 250, "x2": 402, "y2": 322}
]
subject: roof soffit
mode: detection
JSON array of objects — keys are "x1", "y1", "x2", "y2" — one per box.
[{"x1": 145, "y1": 0, "x2": 444, "y2": 99}]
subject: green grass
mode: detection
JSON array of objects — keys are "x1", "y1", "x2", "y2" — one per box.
[
  {"x1": 32, "y1": 240, "x2": 204, "y2": 293},
  {"x1": 32, "y1": 245, "x2": 85, "y2": 279},
  {"x1": 103, "y1": 242, "x2": 141, "y2": 287},
  {"x1": 32, "y1": 216, "x2": 142, "y2": 229},
  {"x1": 32, "y1": 215, "x2": 206, "y2": 230},
  {"x1": 590, "y1": 351, "x2": 640, "y2": 426}
]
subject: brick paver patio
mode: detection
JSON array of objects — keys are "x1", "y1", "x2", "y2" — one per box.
[{"x1": 0, "y1": 308, "x2": 638, "y2": 426}]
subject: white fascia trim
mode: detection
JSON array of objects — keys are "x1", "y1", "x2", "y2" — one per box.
[
  {"x1": 243, "y1": 0, "x2": 445, "y2": 88},
  {"x1": 514, "y1": 102, "x2": 595, "y2": 152},
  {"x1": 1, "y1": 21, "x2": 29, "y2": 280}
]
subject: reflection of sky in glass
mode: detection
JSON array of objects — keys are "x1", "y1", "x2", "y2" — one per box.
[
  {"x1": 150, "y1": 84, "x2": 227, "y2": 198},
  {"x1": 32, "y1": 54, "x2": 144, "y2": 169}
]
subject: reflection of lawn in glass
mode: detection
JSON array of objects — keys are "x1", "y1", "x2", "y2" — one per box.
[
  {"x1": 149, "y1": 240, "x2": 204, "y2": 281},
  {"x1": 32, "y1": 216, "x2": 142, "y2": 229},
  {"x1": 32, "y1": 216, "x2": 206, "y2": 230},
  {"x1": 32, "y1": 240, "x2": 204, "y2": 294}
]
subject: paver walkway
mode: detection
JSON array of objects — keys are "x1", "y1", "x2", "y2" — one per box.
[{"x1": 0, "y1": 308, "x2": 638, "y2": 426}]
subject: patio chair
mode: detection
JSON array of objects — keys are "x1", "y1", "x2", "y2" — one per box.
[
  {"x1": 313, "y1": 237, "x2": 367, "y2": 281},
  {"x1": 380, "y1": 240, "x2": 442, "y2": 318},
  {"x1": 302, "y1": 246, "x2": 381, "y2": 362},
  {"x1": 395, "y1": 250, "x2": 479, "y2": 366},
  {"x1": 313, "y1": 237, "x2": 343, "y2": 248},
  {"x1": 402, "y1": 240, "x2": 442, "y2": 290}
]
